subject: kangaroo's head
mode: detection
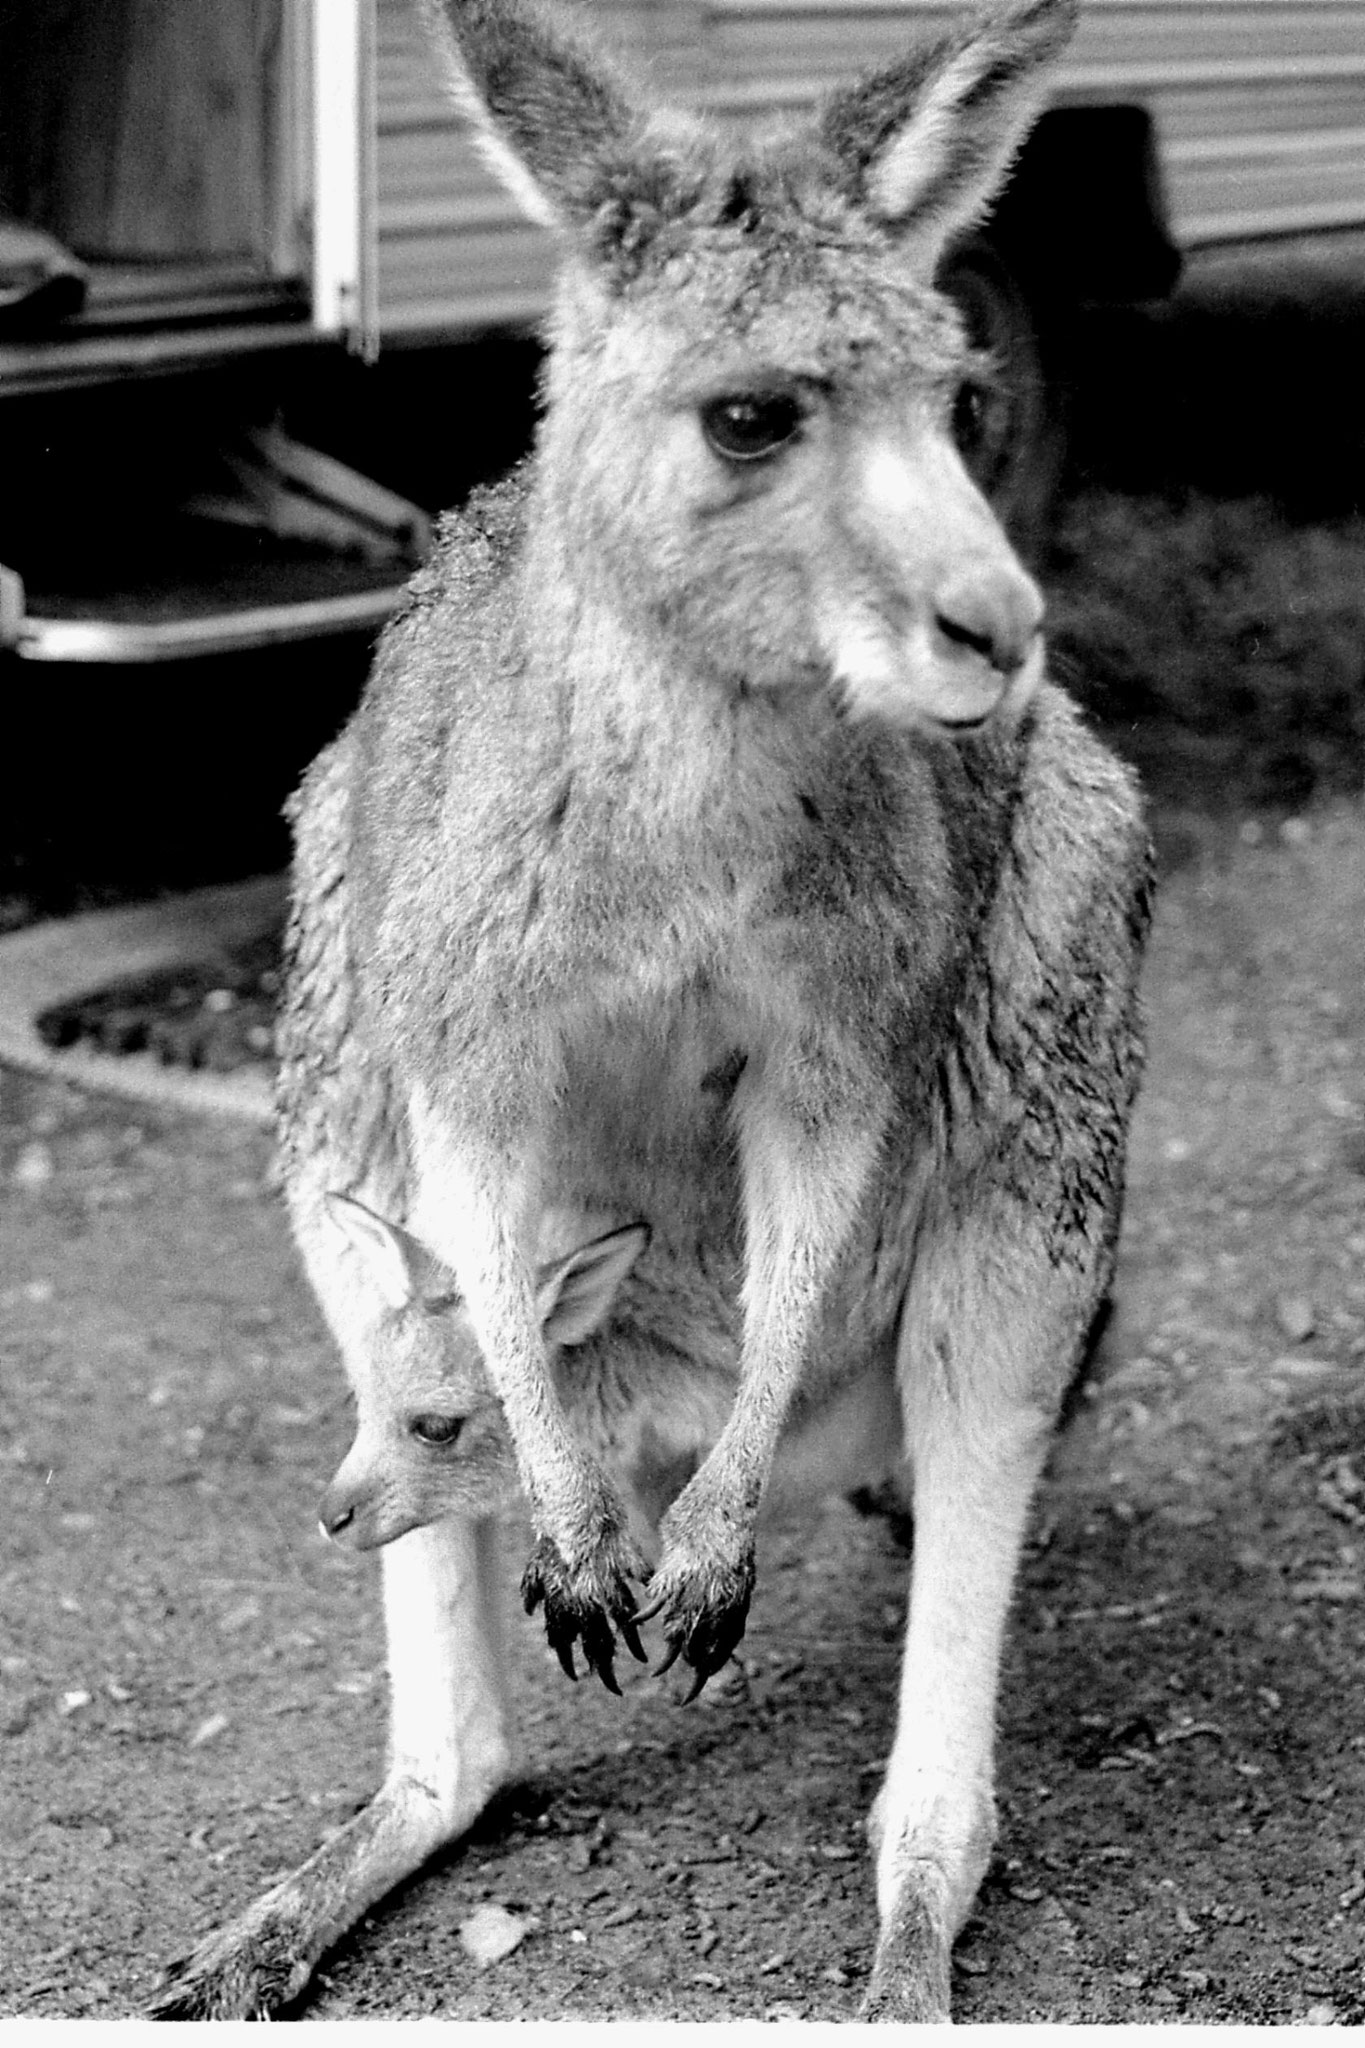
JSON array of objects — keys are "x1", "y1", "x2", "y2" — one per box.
[
  {"x1": 318, "y1": 1193, "x2": 649, "y2": 1549},
  {"x1": 420, "y1": 0, "x2": 1074, "y2": 732}
]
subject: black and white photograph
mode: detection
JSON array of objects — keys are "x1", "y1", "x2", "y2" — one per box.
[{"x1": 1, "y1": 0, "x2": 1363, "y2": 2022}]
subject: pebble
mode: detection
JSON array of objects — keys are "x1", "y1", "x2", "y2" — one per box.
[
  {"x1": 0, "y1": 1692, "x2": 37, "y2": 1737},
  {"x1": 12, "y1": 1142, "x2": 54, "y2": 1190},
  {"x1": 1275, "y1": 1293, "x2": 1317, "y2": 1343},
  {"x1": 459, "y1": 1903, "x2": 535, "y2": 1966},
  {"x1": 188, "y1": 1712, "x2": 231, "y2": 1747}
]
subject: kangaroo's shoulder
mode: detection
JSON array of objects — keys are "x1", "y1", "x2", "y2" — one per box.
[
  {"x1": 362, "y1": 465, "x2": 532, "y2": 720},
  {"x1": 1016, "y1": 680, "x2": 1153, "y2": 929},
  {"x1": 982, "y1": 677, "x2": 1154, "y2": 1024}
]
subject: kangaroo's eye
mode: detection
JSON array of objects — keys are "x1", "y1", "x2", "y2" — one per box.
[
  {"x1": 409, "y1": 1412, "x2": 464, "y2": 1447},
  {"x1": 700, "y1": 392, "x2": 802, "y2": 463},
  {"x1": 952, "y1": 377, "x2": 988, "y2": 464}
]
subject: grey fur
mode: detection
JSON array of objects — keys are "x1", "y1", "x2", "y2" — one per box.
[{"x1": 150, "y1": 0, "x2": 1150, "y2": 2020}]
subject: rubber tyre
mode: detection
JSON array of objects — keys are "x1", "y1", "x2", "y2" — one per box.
[{"x1": 938, "y1": 237, "x2": 1065, "y2": 560}]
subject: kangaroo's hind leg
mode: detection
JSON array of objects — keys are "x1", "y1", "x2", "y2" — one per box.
[
  {"x1": 862, "y1": 1200, "x2": 1108, "y2": 2022},
  {"x1": 148, "y1": 1515, "x2": 515, "y2": 2019}
]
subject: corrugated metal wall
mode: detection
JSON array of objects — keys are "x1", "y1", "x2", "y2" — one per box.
[{"x1": 374, "y1": 0, "x2": 1365, "y2": 338}]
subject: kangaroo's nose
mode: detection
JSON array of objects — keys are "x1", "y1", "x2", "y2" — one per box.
[
  {"x1": 318, "y1": 1488, "x2": 357, "y2": 1540},
  {"x1": 934, "y1": 563, "x2": 1044, "y2": 676}
]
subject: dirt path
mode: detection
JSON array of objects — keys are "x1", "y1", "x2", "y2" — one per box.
[{"x1": 2, "y1": 785, "x2": 1362, "y2": 2022}]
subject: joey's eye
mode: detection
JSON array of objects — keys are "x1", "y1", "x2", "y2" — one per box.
[
  {"x1": 409, "y1": 1412, "x2": 464, "y2": 1447},
  {"x1": 700, "y1": 392, "x2": 802, "y2": 463}
]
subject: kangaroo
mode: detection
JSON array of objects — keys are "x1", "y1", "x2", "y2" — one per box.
[
  {"x1": 315, "y1": 1194, "x2": 656, "y2": 1573},
  {"x1": 317, "y1": 1192, "x2": 907, "y2": 1583},
  {"x1": 148, "y1": 0, "x2": 1152, "y2": 2020}
]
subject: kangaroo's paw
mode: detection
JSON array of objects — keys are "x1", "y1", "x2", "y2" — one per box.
[
  {"x1": 859, "y1": 1886, "x2": 954, "y2": 2024},
  {"x1": 520, "y1": 1528, "x2": 649, "y2": 1693},
  {"x1": 145, "y1": 1918, "x2": 314, "y2": 2021},
  {"x1": 637, "y1": 1544, "x2": 755, "y2": 1701}
]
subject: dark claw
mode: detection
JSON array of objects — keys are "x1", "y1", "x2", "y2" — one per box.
[
  {"x1": 680, "y1": 1663, "x2": 709, "y2": 1706},
  {"x1": 618, "y1": 1613, "x2": 649, "y2": 1664},
  {"x1": 653, "y1": 1634, "x2": 683, "y2": 1680},
  {"x1": 553, "y1": 1636, "x2": 579, "y2": 1683},
  {"x1": 580, "y1": 1612, "x2": 621, "y2": 1694}
]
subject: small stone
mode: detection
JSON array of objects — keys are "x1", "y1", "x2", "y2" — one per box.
[
  {"x1": 12, "y1": 1142, "x2": 54, "y2": 1190},
  {"x1": 188, "y1": 1712, "x2": 231, "y2": 1747},
  {"x1": 1288, "y1": 1575, "x2": 1360, "y2": 1603},
  {"x1": 218, "y1": 1599, "x2": 262, "y2": 1635},
  {"x1": 600, "y1": 1902, "x2": 641, "y2": 1929},
  {"x1": 1275, "y1": 1293, "x2": 1317, "y2": 1343},
  {"x1": 57, "y1": 1690, "x2": 91, "y2": 1716},
  {"x1": 459, "y1": 1903, "x2": 535, "y2": 1966},
  {"x1": 0, "y1": 1692, "x2": 37, "y2": 1736}
]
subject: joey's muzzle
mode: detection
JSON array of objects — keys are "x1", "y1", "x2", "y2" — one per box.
[{"x1": 318, "y1": 1472, "x2": 364, "y2": 1544}]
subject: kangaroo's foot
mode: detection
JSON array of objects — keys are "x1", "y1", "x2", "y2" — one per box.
[
  {"x1": 147, "y1": 1917, "x2": 313, "y2": 2022},
  {"x1": 859, "y1": 1882, "x2": 954, "y2": 2023},
  {"x1": 520, "y1": 1526, "x2": 649, "y2": 1692}
]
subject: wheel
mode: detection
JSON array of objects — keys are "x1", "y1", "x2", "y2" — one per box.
[{"x1": 938, "y1": 236, "x2": 1065, "y2": 559}]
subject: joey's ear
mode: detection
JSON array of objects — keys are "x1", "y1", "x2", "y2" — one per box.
[
  {"x1": 537, "y1": 1223, "x2": 650, "y2": 1348},
  {"x1": 326, "y1": 1192, "x2": 434, "y2": 1312},
  {"x1": 418, "y1": 0, "x2": 707, "y2": 239},
  {"x1": 817, "y1": 0, "x2": 1077, "y2": 255}
]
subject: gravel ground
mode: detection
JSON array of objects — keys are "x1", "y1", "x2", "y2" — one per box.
[{"x1": 1, "y1": 240, "x2": 1364, "y2": 2021}]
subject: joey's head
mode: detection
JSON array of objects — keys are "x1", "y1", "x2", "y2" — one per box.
[
  {"x1": 420, "y1": 0, "x2": 1076, "y2": 732},
  {"x1": 318, "y1": 1192, "x2": 649, "y2": 1550}
]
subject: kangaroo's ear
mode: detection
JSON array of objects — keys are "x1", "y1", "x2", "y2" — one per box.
[
  {"x1": 537, "y1": 1222, "x2": 650, "y2": 1348},
  {"x1": 326, "y1": 1192, "x2": 440, "y2": 1312},
  {"x1": 817, "y1": 0, "x2": 1077, "y2": 256},
  {"x1": 418, "y1": 0, "x2": 707, "y2": 241}
]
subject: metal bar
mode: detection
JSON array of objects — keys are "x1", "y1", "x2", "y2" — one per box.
[
  {"x1": 1176, "y1": 195, "x2": 1365, "y2": 244},
  {"x1": 10, "y1": 587, "x2": 405, "y2": 665},
  {"x1": 311, "y1": 0, "x2": 377, "y2": 354},
  {"x1": 0, "y1": 320, "x2": 326, "y2": 401}
]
